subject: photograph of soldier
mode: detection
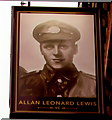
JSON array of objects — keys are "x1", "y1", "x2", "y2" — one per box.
[{"x1": 19, "y1": 20, "x2": 96, "y2": 98}]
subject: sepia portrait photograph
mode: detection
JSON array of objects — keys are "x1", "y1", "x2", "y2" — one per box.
[
  {"x1": 10, "y1": 7, "x2": 104, "y2": 117},
  {"x1": 19, "y1": 13, "x2": 96, "y2": 97}
]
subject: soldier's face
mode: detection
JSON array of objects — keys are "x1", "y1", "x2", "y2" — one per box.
[{"x1": 40, "y1": 40, "x2": 77, "y2": 70}]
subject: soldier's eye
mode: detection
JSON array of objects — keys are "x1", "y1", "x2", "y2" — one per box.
[
  {"x1": 44, "y1": 45, "x2": 54, "y2": 50},
  {"x1": 59, "y1": 45, "x2": 68, "y2": 49}
]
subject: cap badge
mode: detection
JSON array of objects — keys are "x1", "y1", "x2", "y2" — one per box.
[{"x1": 47, "y1": 26, "x2": 60, "y2": 33}]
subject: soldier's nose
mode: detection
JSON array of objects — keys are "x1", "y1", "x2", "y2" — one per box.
[{"x1": 53, "y1": 46, "x2": 60, "y2": 55}]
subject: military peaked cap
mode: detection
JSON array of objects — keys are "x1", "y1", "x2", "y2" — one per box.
[{"x1": 33, "y1": 20, "x2": 81, "y2": 43}]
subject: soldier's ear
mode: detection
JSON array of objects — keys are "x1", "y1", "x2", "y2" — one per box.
[
  {"x1": 40, "y1": 44, "x2": 44, "y2": 55},
  {"x1": 73, "y1": 44, "x2": 78, "y2": 55}
]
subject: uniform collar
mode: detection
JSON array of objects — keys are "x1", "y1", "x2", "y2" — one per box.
[{"x1": 41, "y1": 64, "x2": 79, "y2": 83}]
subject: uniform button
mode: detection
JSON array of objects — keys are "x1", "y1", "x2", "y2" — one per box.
[
  {"x1": 57, "y1": 79, "x2": 62, "y2": 83},
  {"x1": 46, "y1": 80, "x2": 49, "y2": 83},
  {"x1": 61, "y1": 85, "x2": 65, "y2": 89},
  {"x1": 57, "y1": 95, "x2": 62, "y2": 97}
]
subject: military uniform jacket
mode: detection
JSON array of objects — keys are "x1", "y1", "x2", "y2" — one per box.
[{"x1": 19, "y1": 64, "x2": 96, "y2": 98}]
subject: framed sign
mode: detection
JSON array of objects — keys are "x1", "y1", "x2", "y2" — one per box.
[{"x1": 10, "y1": 6, "x2": 104, "y2": 119}]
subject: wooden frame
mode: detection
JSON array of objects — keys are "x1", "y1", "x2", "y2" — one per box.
[{"x1": 10, "y1": 6, "x2": 104, "y2": 119}]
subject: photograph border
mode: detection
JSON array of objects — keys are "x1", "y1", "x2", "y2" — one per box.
[{"x1": 10, "y1": 6, "x2": 104, "y2": 119}]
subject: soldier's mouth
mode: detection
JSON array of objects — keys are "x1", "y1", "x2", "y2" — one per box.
[{"x1": 53, "y1": 59, "x2": 64, "y2": 62}]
